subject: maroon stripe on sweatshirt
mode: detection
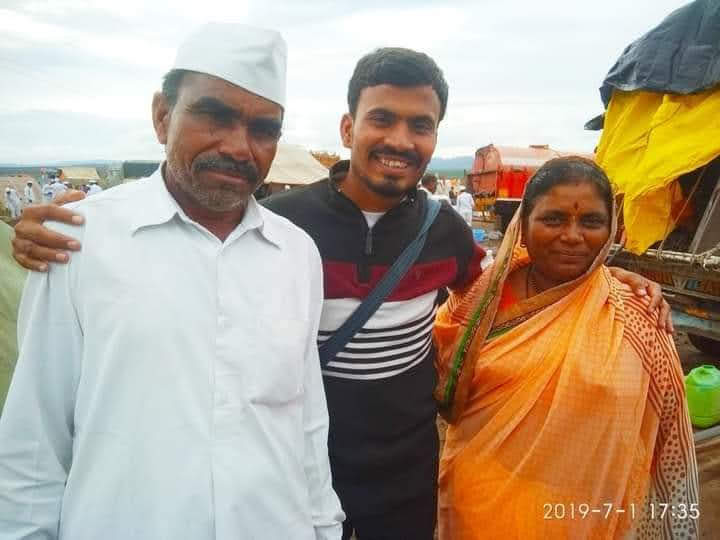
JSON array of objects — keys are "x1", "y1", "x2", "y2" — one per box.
[{"x1": 323, "y1": 258, "x2": 458, "y2": 301}]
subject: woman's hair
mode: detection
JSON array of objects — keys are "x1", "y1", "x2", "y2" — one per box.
[{"x1": 520, "y1": 156, "x2": 613, "y2": 222}]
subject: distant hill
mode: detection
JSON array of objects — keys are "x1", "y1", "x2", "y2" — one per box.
[{"x1": 428, "y1": 155, "x2": 473, "y2": 174}]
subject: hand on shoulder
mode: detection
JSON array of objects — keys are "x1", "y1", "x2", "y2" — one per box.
[{"x1": 12, "y1": 190, "x2": 86, "y2": 272}]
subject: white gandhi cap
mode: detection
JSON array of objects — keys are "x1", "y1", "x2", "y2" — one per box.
[{"x1": 172, "y1": 23, "x2": 287, "y2": 108}]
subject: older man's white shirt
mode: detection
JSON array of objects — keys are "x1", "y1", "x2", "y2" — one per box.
[{"x1": 0, "y1": 168, "x2": 344, "y2": 540}]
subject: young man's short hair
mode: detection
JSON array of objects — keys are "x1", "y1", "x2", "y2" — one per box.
[{"x1": 347, "y1": 48, "x2": 449, "y2": 121}]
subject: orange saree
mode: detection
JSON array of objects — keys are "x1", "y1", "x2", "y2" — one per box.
[{"x1": 434, "y1": 209, "x2": 699, "y2": 539}]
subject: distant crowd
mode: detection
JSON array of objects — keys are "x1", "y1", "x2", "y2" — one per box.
[{"x1": 3, "y1": 175, "x2": 103, "y2": 219}]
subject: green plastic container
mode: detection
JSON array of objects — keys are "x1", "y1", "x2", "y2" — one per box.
[{"x1": 685, "y1": 365, "x2": 720, "y2": 428}]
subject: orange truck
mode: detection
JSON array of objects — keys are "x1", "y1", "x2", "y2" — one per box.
[{"x1": 468, "y1": 144, "x2": 593, "y2": 231}]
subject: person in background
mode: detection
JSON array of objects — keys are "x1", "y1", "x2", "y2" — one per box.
[
  {"x1": 50, "y1": 177, "x2": 67, "y2": 201},
  {"x1": 42, "y1": 178, "x2": 55, "y2": 203},
  {"x1": 3, "y1": 188, "x2": 22, "y2": 220},
  {"x1": 24, "y1": 181, "x2": 34, "y2": 206},
  {"x1": 418, "y1": 172, "x2": 438, "y2": 196},
  {"x1": 434, "y1": 157, "x2": 698, "y2": 539},
  {"x1": 448, "y1": 186, "x2": 457, "y2": 205},
  {"x1": 86, "y1": 179, "x2": 103, "y2": 196},
  {"x1": 456, "y1": 184, "x2": 474, "y2": 226},
  {"x1": 0, "y1": 23, "x2": 343, "y2": 540}
]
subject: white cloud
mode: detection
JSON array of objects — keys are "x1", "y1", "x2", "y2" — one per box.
[{"x1": 0, "y1": 0, "x2": 690, "y2": 163}]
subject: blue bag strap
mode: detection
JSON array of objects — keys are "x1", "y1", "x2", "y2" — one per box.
[{"x1": 319, "y1": 198, "x2": 442, "y2": 367}]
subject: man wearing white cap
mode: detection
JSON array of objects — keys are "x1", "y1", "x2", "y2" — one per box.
[{"x1": 0, "y1": 23, "x2": 343, "y2": 540}]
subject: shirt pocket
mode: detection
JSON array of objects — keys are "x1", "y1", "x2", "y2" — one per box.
[{"x1": 246, "y1": 315, "x2": 308, "y2": 406}]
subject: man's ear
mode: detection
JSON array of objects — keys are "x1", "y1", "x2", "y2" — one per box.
[
  {"x1": 340, "y1": 113, "x2": 354, "y2": 150},
  {"x1": 152, "y1": 92, "x2": 171, "y2": 145}
]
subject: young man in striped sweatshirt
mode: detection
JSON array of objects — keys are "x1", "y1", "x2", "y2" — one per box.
[{"x1": 264, "y1": 48, "x2": 481, "y2": 540}]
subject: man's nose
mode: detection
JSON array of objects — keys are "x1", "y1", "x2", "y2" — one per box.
[
  {"x1": 383, "y1": 122, "x2": 414, "y2": 154},
  {"x1": 217, "y1": 123, "x2": 253, "y2": 162}
]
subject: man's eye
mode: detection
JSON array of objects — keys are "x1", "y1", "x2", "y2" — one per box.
[
  {"x1": 411, "y1": 121, "x2": 434, "y2": 134},
  {"x1": 212, "y1": 113, "x2": 234, "y2": 126},
  {"x1": 249, "y1": 121, "x2": 281, "y2": 140},
  {"x1": 369, "y1": 114, "x2": 392, "y2": 126},
  {"x1": 193, "y1": 108, "x2": 233, "y2": 125}
]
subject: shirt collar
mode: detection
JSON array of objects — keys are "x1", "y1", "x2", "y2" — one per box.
[
  {"x1": 129, "y1": 163, "x2": 282, "y2": 248},
  {"x1": 236, "y1": 195, "x2": 284, "y2": 249}
]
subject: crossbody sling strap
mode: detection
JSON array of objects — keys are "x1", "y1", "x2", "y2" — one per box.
[{"x1": 319, "y1": 198, "x2": 442, "y2": 367}]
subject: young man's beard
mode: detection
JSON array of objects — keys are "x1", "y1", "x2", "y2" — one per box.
[{"x1": 360, "y1": 168, "x2": 427, "y2": 199}]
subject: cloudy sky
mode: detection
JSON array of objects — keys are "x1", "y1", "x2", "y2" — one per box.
[{"x1": 0, "y1": 0, "x2": 686, "y2": 164}]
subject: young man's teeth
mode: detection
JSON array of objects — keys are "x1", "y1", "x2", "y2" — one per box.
[{"x1": 379, "y1": 158, "x2": 408, "y2": 169}]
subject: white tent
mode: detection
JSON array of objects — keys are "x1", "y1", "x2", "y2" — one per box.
[
  {"x1": 59, "y1": 167, "x2": 101, "y2": 186},
  {"x1": 264, "y1": 144, "x2": 328, "y2": 188}
]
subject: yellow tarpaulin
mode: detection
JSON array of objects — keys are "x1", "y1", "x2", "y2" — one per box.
[{"x1": 596, "y1": 88, "x2": 720, "y2": 254}]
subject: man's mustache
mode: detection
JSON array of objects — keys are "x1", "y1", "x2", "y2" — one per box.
[
  {"x1": 371, "y1": 145, "x2": 421, "y2": 166},
  {"x1": 192, "y1": 156, "x2": 260, "y2": 185}
]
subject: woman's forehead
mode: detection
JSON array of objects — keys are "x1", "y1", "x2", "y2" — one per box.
[{"x1": 531, "y1": 182, "x2": 609, "y2": 212}]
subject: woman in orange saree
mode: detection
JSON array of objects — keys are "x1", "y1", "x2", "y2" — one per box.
[{"x1": 434, "y1": 157, "x2": 699, "y2": 539}]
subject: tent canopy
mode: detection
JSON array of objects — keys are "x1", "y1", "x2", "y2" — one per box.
[
  {"x1": 264, "y1": 144, "x2": 328, "y2": 186},
  {"x1": 59, "y1": 167, "x2": 101, "y2": 184}
]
